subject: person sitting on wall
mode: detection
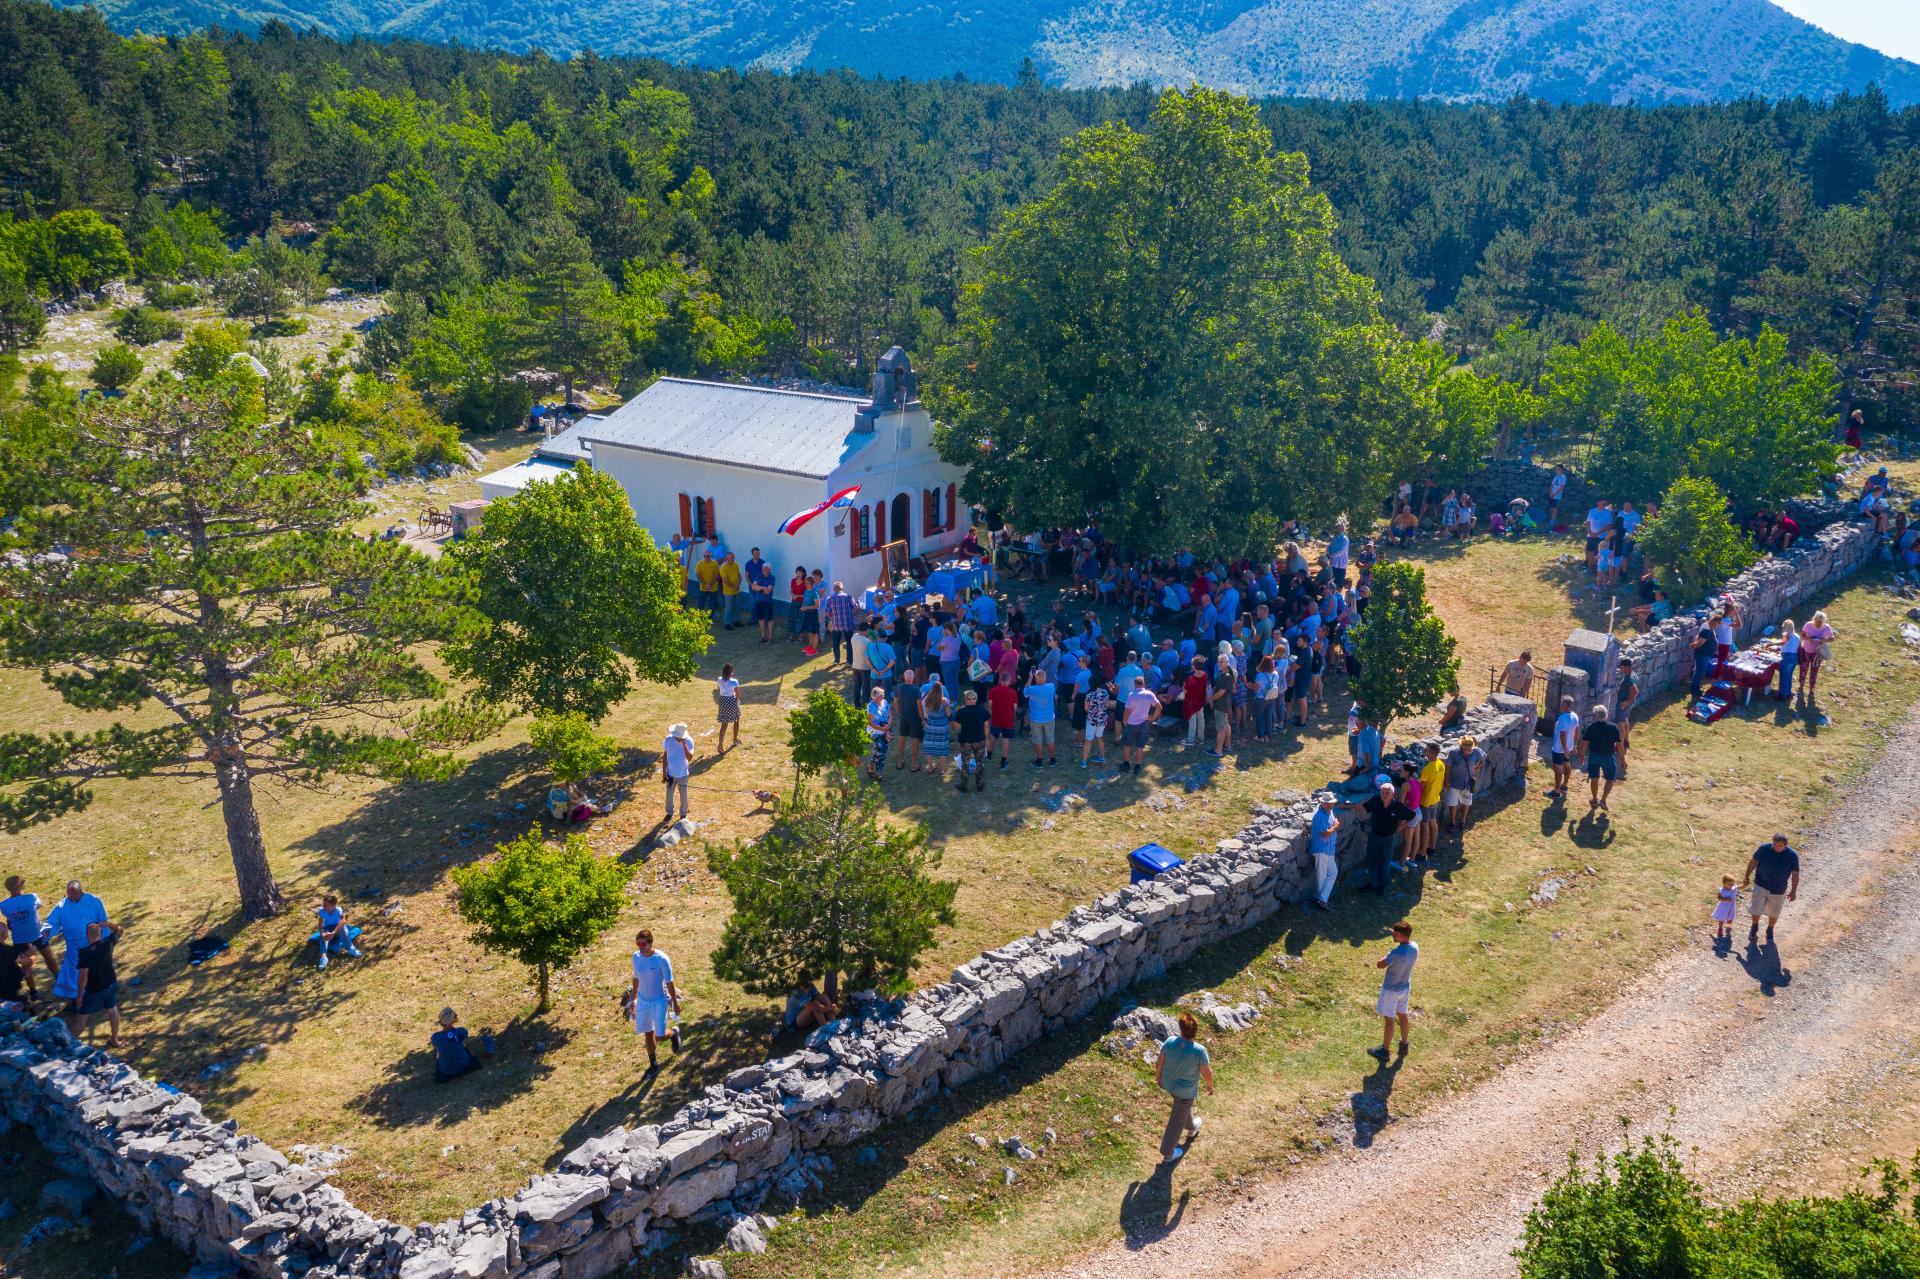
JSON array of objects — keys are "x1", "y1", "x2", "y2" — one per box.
[{"x1": 786, "y1": 982, "x2": 840, "y2": 1034}]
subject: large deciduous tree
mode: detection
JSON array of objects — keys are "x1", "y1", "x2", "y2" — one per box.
[
  {"x1": 444, "y1": 465, "x2": 711, "y2": 721},
  {"x1": 929, "y1": 87, "x2": 1438, "y2": 557},
  {"x1": 0, "y1": 375, "x2": 495, "y2": 919},
  {"x1": 1543, "y1": 311, "x2": 1839, "y2": 513}
]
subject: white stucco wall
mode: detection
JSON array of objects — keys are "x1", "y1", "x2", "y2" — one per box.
[
  {"x1": 587, "y1": 399, "x2": 968, "y2": 594},
  {"x1": 588, "y1": 446, "x2": 828, "y2": 584}
]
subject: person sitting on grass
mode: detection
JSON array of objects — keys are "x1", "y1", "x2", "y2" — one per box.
[
  {"x1": 432, "y1": 1008, "x2": 481, "y2": 1082},
  {"x1": 1389, "y1": 503, "x2": 1419, "y2": 545},
  {"x1": 315, "y1": 894, "x2": 362, "y2": 970}
]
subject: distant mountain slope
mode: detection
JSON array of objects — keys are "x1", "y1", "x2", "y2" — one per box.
[{"x1": 58, "y1": 0, "x2": 1920, "y2": 104}]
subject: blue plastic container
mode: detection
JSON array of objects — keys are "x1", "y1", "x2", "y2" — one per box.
[{"x1": 1128, "y1": 842, "x2": 1184, "y2": 884}]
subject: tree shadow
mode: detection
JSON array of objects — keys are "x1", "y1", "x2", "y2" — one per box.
[
  {"x1": 288, "y1": 741, "x2": 550, "y2": 901},
  {"x1": 344, "y1": 1015, "x2": 574, "y2": 1128}
]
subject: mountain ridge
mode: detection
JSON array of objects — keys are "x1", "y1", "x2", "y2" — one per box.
[{"x1": 53, "y1": 0, "x2": 1920, "y2": 104}]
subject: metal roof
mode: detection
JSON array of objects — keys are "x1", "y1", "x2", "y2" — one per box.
[
  {"x1": 534, "y1": 416, "x2": 600, "y2": 463},
  {"x1": 476, "y1": 454, "x2": 579, "y2": 495},
  {"x1": 579, "y1": 379, "x2": 874, "y2": 479}
]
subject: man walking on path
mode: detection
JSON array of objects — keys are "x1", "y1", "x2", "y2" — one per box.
[
  {"x1": 1308, "y1": 791, "x2": 1340, "y2": 911},
  {"x1": 1369, "y1": 921, "x2": 1418, "y2": 1061},
  {"x1": 627, "y1": 929, "x2": 682, "y2": 1073},
  {"x1": 1743, "y1": 833, "x2": 1800, "y2": 946},
  {"x1": 1547, "y1": 696, "x2": 1579, "y2": 800},
  {"x1": 1578, "y1": 704, "x2": 1621, "y2": 811},
  {"x1": 1156, "y1": 1011, "x2": 1214, "y2": 1163},
  {"x1": 661, "y1": 723, "x2": 695, "y2": 822}
]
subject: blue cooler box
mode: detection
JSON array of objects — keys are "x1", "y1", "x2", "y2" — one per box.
[{"x1": 1128, "y1": 842, "x2": 1184, "y2": 884}]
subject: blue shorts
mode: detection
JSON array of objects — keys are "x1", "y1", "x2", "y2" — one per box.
[
  {"x1": 991, "y1": 725, "x2": 1015, "y2": 740},
  {"x1": 1587, "y1": 755, "x2": 1618, "y2": 780},
  {"x1": 1551, "y1": 750, "x2": 1568, "y2": 766},
  {"x1": 752, "y1": 597, "x2": 775, "y2": 621},
  {"x1": 80, "y1": 982, "x2": 118, "y2": 1014}
]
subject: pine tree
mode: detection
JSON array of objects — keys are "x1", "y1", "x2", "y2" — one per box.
[
  {"x1": 1348, "y1": 561, "x2": 1459, "y2": 737},
  {"x1": 0, "y1": 377, "x2": 497, "y2": 919},
  {"x1": 708, "y1": 781, "x2": 956, "y2": 1002},
  {"x1": 516, "y1": 214, "x2": 625, "y2": 407}
]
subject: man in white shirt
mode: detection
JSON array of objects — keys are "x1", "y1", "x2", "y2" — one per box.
[
  {"x1": 1548, "y1": 696, "x2": 1580, "y2": 802},
  {"x1": 1584, "y1": 501, "x2": 1613, "y2": 570},
  {"x1": 626, "y1": 929, "x2": 682, "y2": 1072},
  {"x1": 662, "y1": 723, "x2": 695, "y2": 822}
]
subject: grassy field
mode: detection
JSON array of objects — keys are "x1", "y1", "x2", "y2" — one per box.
[{"x1": 0, "y1": 439, "x2": 1910, "y2": 1269}]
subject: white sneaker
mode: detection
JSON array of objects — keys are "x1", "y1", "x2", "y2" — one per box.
[
  {"x1": 344, "y1": 945, "x2": 362, "y2": 958},
  {"x1": 317, "y1": 953, "x2": 328, "y2": 970}
]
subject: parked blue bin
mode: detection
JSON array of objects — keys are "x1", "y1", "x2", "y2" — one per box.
[{"x1": 1128, "y1": 842, "x2": 1184, "y2": 884}]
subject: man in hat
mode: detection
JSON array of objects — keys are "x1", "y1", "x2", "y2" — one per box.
[
  {"x1": 1308, "y1": 791, "x2": 1341, "y2": 910},
  {"x1": 662, "y1": 723, "x2": 695, "y2": 822}
]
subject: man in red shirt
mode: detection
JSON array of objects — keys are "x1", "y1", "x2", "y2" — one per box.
[
  {"x1": 1182, "y1": 660, "x2": 1211, "y2": 747},
  {"x1": 987, "y1": 673, "x2": 1020, "y2": 771}
]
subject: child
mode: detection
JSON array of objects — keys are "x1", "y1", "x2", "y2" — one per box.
[{"x1": 1712, "y1": 875, "x2": 1738, "y2": 941}]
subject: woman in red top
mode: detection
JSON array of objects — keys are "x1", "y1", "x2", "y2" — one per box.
[
  {"x1": 787, "y1": 569, "x2": 808, "y2": 642},
  {"x1": 1182, "y1": 661, "x2": 1211, "y2": 747}
]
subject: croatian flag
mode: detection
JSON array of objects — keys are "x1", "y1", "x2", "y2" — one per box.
[{"x1": 777, "y1": 484, "x2": 861, "y2": 535}]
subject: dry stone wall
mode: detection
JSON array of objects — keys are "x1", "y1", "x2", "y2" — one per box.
[
  {"x1": 0, "y1": 704, "x2": 1536, "y2": 1279},
  {"x1": 1600, "y1": 517, "x2": 1878, "y2": 710}
]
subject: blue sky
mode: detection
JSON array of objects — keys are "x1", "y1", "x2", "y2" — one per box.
[{"x1": 1772, "y1": 0, "x2": 1920, "y2": 64}]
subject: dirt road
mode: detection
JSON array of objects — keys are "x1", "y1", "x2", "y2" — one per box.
[{"x1": 1041, "y1": 704, "x2": 1920, "y2": 1279}]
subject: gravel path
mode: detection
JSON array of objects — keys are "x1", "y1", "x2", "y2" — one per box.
[{"x1": 1038, "y1": 702, "x2": 1920, "y2": 1279}]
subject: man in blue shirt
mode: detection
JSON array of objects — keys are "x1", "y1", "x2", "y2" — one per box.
[
  {"x1": 1116, "y1": 654, "x2": 1145, "y2": 700},
  {"x1": 1127, "y1": 621, "x2": 1152, "y2": 661},
  {"x1": 1369, "y1": 921, "x2": 1418, "y2": 1060},
  {"x1": 745, "y1": 547, "x2": 777, "y2": 642},
  {"x1": 1309, "y1": 791, "x2": 1341, "y2": 911},
  {"x1": 1023, "y1": 669, "x2": 1058, "y2": 767},
  {"x1": 433, "y1": 1007, "x2": 481, "y2": 1082},
  {"x1": 1742, "y1": 833, "x2": 1800, "y2": 946},
  {"x1": 865, "y1": 633, "x2": 897, "y2": 695}
]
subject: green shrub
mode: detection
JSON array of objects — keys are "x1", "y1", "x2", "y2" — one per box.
[
  {"x1": 251, "y1": 315, "x2": 308, "y2": 338},
  {"x1": 529, "y1": 711, "x2": 619, "y2": 784},
  {"x1": 88, "y1": 343, "x2": 143, "y2": 393},
  {"x1": 110, "y1": 305, "x2": 183, "y2": 346},
  {"x1": 142, "y1": 281, "x2": 199, "y2": 309},
  {"x1": 451, "y1": 831, "x2": 631, "y2": 1013},
  {"x1": 1636, "y1": 475, "x2": 1758, "y2": 604},
  {"x1": 1520, "y1": 1136, "x2": 1920, "y2": 1279}
]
